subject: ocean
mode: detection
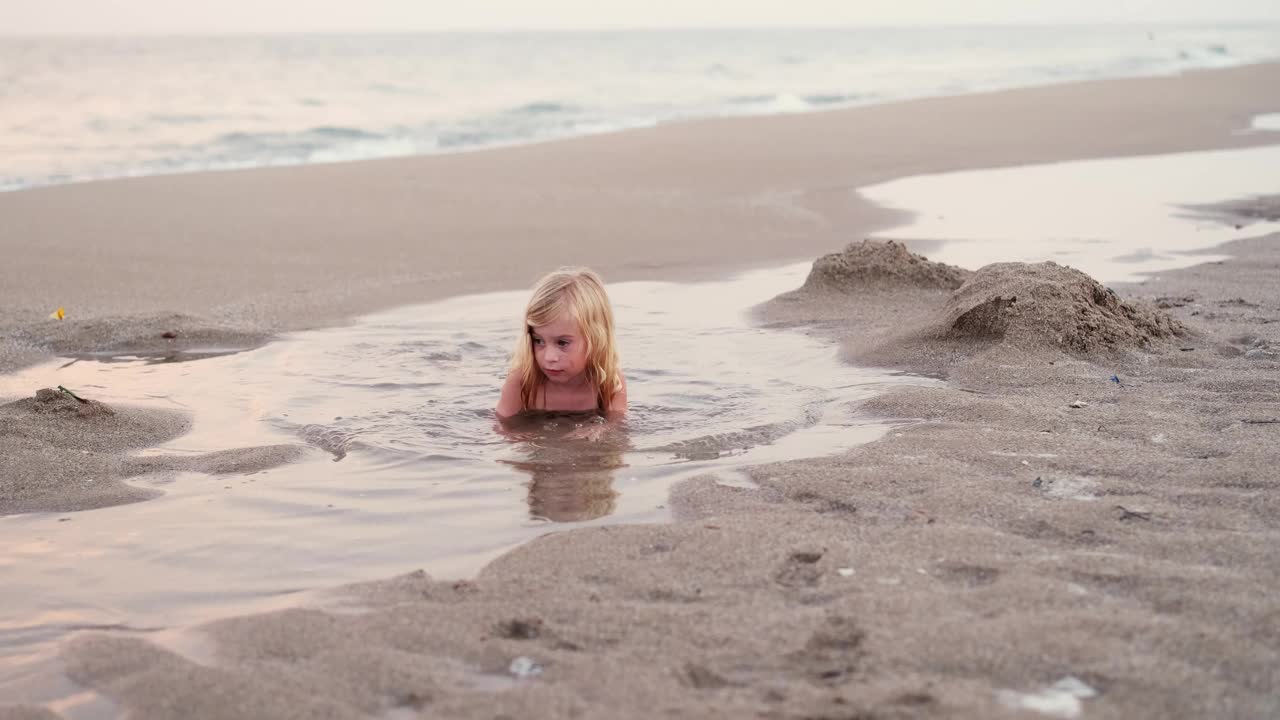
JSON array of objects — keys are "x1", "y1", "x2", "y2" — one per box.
[{"x1": 3, "y1": 24, "x2": 1279, "y2": 192}]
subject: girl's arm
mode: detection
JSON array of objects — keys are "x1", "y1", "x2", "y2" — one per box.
[{"x1": 496, "y1": 371, "x2": 524, "y2": 419}]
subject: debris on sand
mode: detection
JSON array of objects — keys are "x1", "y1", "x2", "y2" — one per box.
[
  {"x1": 1115, "y1": 505, "x2": 1153, "y2": 521},
  {"x1": 25, "y1": 387, "x2": 115, "y2": 418},
  {"x1": 508, "y1": 656, "x2": 543, "y2": 679},
  {"x1": 997, "y1": 676, "x2": 1098, "y2": 719}
]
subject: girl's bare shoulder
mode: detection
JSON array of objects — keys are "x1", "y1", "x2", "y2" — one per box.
[
  {"x1": 496, "y1": 370, "x2": 525, "y2": 419},
  {"x1": 608, "y1": 371, "x2": 628, "y2": 415}
]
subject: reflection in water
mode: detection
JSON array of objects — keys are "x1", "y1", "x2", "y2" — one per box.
[
  {"x1": 0, "y1": 263, "x2": 937, "y2": 707},
  {"x1": 498, "y1": 412, "x2": 630, "y2": 523},
  {"x1": 522, "y1": 456, "x2": 620, "y2": 523}
]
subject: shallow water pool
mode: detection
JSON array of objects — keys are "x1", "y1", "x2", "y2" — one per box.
[
  {"x1": 859, "y1": 144, "x2": 1280, "y2": 283},
  {"x1": 0, "y1": 262, "x2": 934, "y2": 706}
]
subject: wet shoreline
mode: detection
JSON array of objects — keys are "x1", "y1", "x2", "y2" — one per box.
[{"x1": 2, "y1": 64, "x2": 1279, "y2": 717}]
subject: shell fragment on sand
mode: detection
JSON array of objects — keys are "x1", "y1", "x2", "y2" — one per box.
[
  {"x1": 997, "y1": 676, "x2": 1098, "y2": 719},
  {"x1": 509, "y1": 656, "x2": 543, "y2": 679}
]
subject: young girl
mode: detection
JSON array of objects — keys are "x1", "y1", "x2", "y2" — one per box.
[{"x1": 496, "y1": 267, "x2": 627, "y2": 419}]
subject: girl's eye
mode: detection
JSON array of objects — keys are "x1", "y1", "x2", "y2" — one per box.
[
  {"x1": 557, "y1": 340, "x2": 570, "y2": 348},
  {"x1": 532, "y1": 337, "x2": 543, "y2": 346}
]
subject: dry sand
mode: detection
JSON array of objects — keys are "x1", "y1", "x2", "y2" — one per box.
[{"x1": 1, "y1": 64, "x2": 1278, "y2": 719}]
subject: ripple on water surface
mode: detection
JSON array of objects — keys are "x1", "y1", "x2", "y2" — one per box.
[{"x1": 0, "y1": 263, "x2": 935, "y2": 702}]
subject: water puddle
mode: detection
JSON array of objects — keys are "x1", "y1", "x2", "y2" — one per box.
[
  {"x1": 11, "y1": 143, "x2": 1273, "y2": 710},
  {"x1": 0, "y1": 263, "x2": 936, "y2": 705},
  {"x1": 858, "y1": 144, "x2": 1280, "y2": 283}
]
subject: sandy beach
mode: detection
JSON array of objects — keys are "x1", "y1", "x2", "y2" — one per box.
[
  {"x1": 3, "y1": 61, "x2": 1280, "y2": 373},
  {"x1": 2, "y1": 62, "x2": 1279, "y2": 718}
]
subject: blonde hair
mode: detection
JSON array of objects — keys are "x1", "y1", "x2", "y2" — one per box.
[{"x1": 510, "y1": 267, "x2": 623, "y2": 412}]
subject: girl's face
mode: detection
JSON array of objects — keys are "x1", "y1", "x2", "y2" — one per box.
[{"x1": 530, "y1": 313, "x2": 589, "y2": 386}]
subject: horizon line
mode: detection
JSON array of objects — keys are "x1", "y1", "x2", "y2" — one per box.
[{"x1": 4, "y1": 19, "x2": 1280, "y2": 37}]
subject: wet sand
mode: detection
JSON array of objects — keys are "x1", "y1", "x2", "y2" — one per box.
[
  {"x1": 2, "y1": 61, "x2": 1280, "y2": 373},
  {"x1": 0, "y1": 387, "x2": 308, "y2": 515},
  {"x1": 15, "y1": 230, "x2": 1276, "y2": 720},
  {"x1": 1, "y1": 64, "x2": 1279, "y2": 718}
]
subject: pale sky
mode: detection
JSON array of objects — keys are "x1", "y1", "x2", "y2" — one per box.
[{"x1": 5, "y1": 0, "x2": 1280, "y2": 34}]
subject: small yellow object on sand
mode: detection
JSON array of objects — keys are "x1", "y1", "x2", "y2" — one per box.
[{"x1": 49, "y1": 307, "x2": 65, "y2": 320}]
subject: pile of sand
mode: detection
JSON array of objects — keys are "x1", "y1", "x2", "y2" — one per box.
[
  {"x1": 801, "y1": 240, "x2": 971, "y2": 293},
  {"x1": 0, "y1": 388, "x2": 187, "y2": 454},
  {"x1": 0, "y1": 389, "x2": 190, "y2": 514},
  {"x1": 772, "y1": 242, "x2": 1183, "y2": 373},
  {"x1": 0, "y1": 389, "x2": 306, "y2": 515},
  {"x1": 940, "y1": 261, "x2": 1184, "y2": 353},
  {"x1": 1, "y1": 312, "x2": 270, "y2": 374}
]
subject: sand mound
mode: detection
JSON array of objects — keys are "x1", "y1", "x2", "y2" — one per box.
[
  {"x1": 24, "y1": 387, "x2": 117, "y2": 417},
  {"x1": 1, "y1": 312, "x2": 270, "y2": 374},
  {"x1": 0, "y1": 388, "x2": 189, "y2": 454},
  {"x1": 2, "y1": 388, "x2": 185, "y2": 452},
  {"x1": 802, "y1": 240, "x2": 971, "y2": 292},
  {"x1": 0, "y1": 390, "x2": 189, "y2": 515},
  {"x1": 941, "y1": 261, "x2": 1184, "y2": 353},
  {"x1": 1, "y1": 389, "x2": 307, "y2": 515}
]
